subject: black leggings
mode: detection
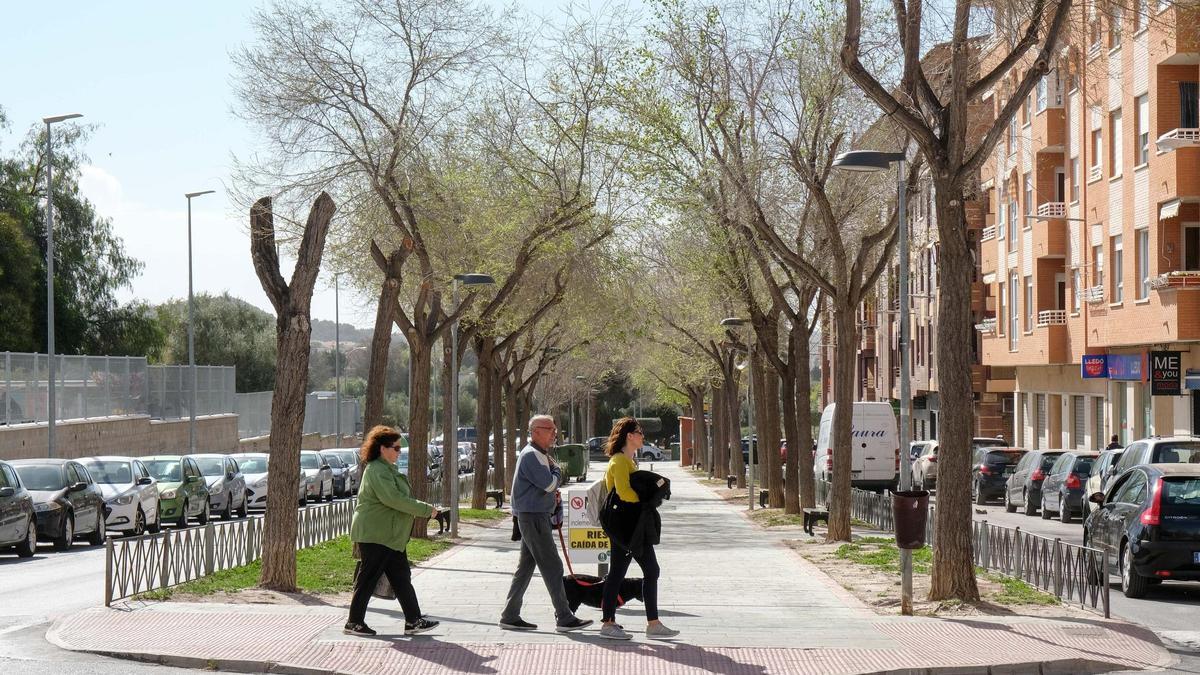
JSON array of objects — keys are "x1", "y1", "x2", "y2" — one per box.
[
  {"x1": 601, "y1": 544, "x2": 660, "y2": 622},
  {"x1": 348, "y1": 542, "x2": 422, "y2": 624}
]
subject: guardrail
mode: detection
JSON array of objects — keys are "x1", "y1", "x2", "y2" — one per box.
[
  {"x1": 815, "y1": 481, "x2": 1108, "y2": 616},
  {"x1": 105, "y1": 498, "x2": 356, "y2": 606}
]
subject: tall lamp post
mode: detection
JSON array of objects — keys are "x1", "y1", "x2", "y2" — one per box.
[
  {"x1": 43, "y1": 113, "x2": 83, "y2": 459},
  {"x1": 721, "y1": 317, "x2": 755, "y2": 510},
  {"x1": 833, "y1": 149, "x2": 912, "y2": 615},
  {"x1": 334, "y1": 272, "x2": 342, "y2": 444},
  {"x1": 449, "y1": 273, "x2": 495, "y2": 537},
  {"x1": 184, "y1": 190, "x2": 216, "y2": 455}
]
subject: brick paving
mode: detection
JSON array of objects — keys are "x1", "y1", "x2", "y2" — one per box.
[{"x1": 48, "y1": 463, "x2": 1175, "y2": 674}]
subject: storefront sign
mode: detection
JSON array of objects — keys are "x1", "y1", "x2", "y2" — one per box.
[
  {"x1": 1151, "y1": 351, "x2": 1183, "y2": 395},
  {"x1": 1081, "y1": 355, "x2": 1108, "y2": 379},
  {"x1": 1106, "y1": 354, "x2": 1145, "y2": 381}
]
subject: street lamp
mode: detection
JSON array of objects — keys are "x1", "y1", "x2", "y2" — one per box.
[
  {"x1": 833, "y1": 149, "x2": 912, "y2": 616},
  {"x1": 42, "y1": 113, "x2": 83, "y2": 460},
  {"x1": 184, "y1": 190, "x2": 216, "y2": 455},
  {"x1": 720, "y1": 317, "x2": 755, "y2": 511},
  {"x1": 449, "y1": 272, "x2": 495, "y2": 537},
  {"x1": 334, "y1": 272, "x2": 343, "y2": 444}
]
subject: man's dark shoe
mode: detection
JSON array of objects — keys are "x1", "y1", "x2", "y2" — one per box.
[
  {"x1": 499, "y1": 618, "x2": 538, "y2": 631},
  {"x1": 343, "y1": 622, "x2": 376, "y2": 637},
  {"x1": 404, "y1": 617, "x2": 439, "y2": 635},
  {"x1": 555, "y1": 617, "x2": 594, "y2": 633}
]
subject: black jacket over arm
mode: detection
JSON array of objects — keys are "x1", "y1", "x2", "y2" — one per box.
[{"x1": 601, "y1": 470, "x2": 671, "y2": 556}]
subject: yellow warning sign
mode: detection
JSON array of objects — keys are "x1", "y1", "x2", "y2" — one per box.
[{"x1": 568, "y1": 528, "x2": 610, "y2": 551}]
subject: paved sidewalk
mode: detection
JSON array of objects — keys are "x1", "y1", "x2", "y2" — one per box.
[{"x1": 49, "y1": 463, "x2": 1175, "y2": 674}]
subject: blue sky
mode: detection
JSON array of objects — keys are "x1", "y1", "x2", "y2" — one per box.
[{"x1": 4, "y1": 1, "x2": 617, "y2": 329}]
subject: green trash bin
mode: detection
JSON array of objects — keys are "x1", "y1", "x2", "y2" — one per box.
[{"x1": 552, "y1": 444, "x2": 588, "y2": 483}]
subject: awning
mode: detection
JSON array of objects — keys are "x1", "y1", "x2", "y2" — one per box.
[{"x1": 1161, "y1": 199, "x2": 1181, "y2": 220}]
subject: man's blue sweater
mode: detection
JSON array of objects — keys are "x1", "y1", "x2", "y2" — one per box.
[{"x1": 511, "y1": 443, "x2": 561, "y2": 514}]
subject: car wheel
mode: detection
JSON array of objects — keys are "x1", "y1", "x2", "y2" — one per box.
[
  {"x1": 148, "y1": 508, "x2": 161, "y2": 534},
  {"x1": 16, "y1": 518, "x2": 37, "y2": 557},
  {"x1": 1004, "y1": 489, "x2": 1017, "y2": 513},
  {"x1": 53, "y1": 514, "x2": 75, "y2": 551},
  {"x1": 1121, "y1": 540, "x2": 1149, "y2": 599},
  {"x1": 325, "y1": 484, "x2": 334, "y2": 502},
  {"x1": 221, "y1": 495, "x2": 234, "y2": 521},
  {"x1": 132, "y1": 508, "x2": 146, "y2": 537},
  {"x1": 1023, "y1": 490, "x2": 1038, "y2": 517},
  {"x1": 1040, "y1": 494, "x2": 1052, "y2": 519},
  {"x1": 197, "y1": 502, "x2": 210, "y2": 526},
  {"x1": 86, "y1": 509, "x2": 107, "y2": 546},
  {"x1": 177, "y1": 500, "x2": 189, "y2": 528},
  {"x1": 1059, "y1": 495, "x2": 1073, "y2": 524},
  {"x1": 237, "y1": 495, "x2": 248, "y2": 519},
  {"x1": 973, "y1": 480, "x2": 986, "y2": 505}
]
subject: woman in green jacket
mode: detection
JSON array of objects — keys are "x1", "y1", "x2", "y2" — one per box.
[{"x1": 345, "y1": 425, "x2": 439, "y2": 637}]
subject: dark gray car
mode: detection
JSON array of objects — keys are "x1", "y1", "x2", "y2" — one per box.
[
  {"x1": 1039, "y1": 451, "x2": 1098, "y2": 523},
  {"x1": 0, "y1": 460, "x2": 37, "y2": 557},
  {"x1": 1005, "y1": 450, "x2": 1065, "y2": 516},
  {"x1": 11, "y1": 459, "x2": 108, "y2": 550}
]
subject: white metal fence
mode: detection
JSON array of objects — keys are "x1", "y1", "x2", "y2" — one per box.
[
  {"x1": 235, "y1": 390, "x2": 361, "y2": 439},
  {"x1": 104, "y1": 498, "x2": 355, "y2": 606},
  {"x1": 0, "y1": 352, "x2": 234, "y2": 426}
]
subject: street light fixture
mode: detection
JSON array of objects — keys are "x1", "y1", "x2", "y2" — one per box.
[
  {"x1": 833, "y1": 149, "x2": 913, "y2": 616},
  {"x1": 43, "y1": 113, "x2": 83, "y2": 459},
  {"x1": 334, "y1": 272, "x2": 343, "y2": 444},
  {"x1": 449, "y1": 272, "x2": 495, "y2": 537},
  {"x1": 720, "y1": 317, "x2": 756, "y2": 511},
  {"x1": 184, "y1": 190, "x2": 216, "y2": 455}
]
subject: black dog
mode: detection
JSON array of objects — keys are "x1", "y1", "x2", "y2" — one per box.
[
  {"x1": 562, "y1": 574, "x2": 644, "y2": 613},
  {"x1": 434, "y1": 510, "x2": 451, "y2": 534}
]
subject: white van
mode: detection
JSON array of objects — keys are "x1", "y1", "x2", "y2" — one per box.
[{"x1": 814, "y1": 402, "x2": 899, "y2": 490}]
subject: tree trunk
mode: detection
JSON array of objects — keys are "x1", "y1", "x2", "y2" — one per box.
[
  {"x1": 710, "y1": 382, "x2": 725, "y2": 478},
  {"x1": 688, "y1": 386, "x2": 709, "y2": 473},
  {"x1": 440, "y1": 338, "x2": 455, "y2": 508},
  {"x1": 795, "y1": 327, "x2": 816, "y2": 510},
  {"x1": 504, "y1": 377, "x2": 520, "y2": 490},
  {"x1": 249, "y1": 193, "x2": 334, "y2": 592},
  {"x1": 364, "y1": 277, "x2": 400, "y2": 431},
  {"x1": 725, "y1": 364, "x2": 745, "y2": 488},
  {"x1": 780, "y1": 331, "x2": 800, "y2": 513},
  {"x1": 928, "y1": 191, "x2": 981, "y2": 601},
  {"x1": 407, "y1": 335, "x2": 433, "y2": 539},
  {"x1": 827, "y1": 302, "x2": 858, "y2": 541},
  {"x1": 760, "y1": 354, "x2": 784, "y2": 508},
  {"x1": 491, "y1": 363, "x2": 505, "y2": 491},
  {"x1": 471, "y1": 338, "x2": 495, "y2": 509}
]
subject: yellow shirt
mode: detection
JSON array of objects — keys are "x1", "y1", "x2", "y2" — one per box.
[{"x1": 604, "y1": 452, "x2": 639, "y2": 502}]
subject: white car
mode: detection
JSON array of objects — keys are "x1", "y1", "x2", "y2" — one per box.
[
  {"x1": 639, "y1": 444, "x2": 666, "y2": 461},
  {"x1": 230, "y1": 453, "x2": 307, "y2": 509},
  {"x1": 300, "y1": 451, "x2": 334, "y2": 502},
  {"x1": 79, "y1": 456, "x2": 160, "y2": 536}
]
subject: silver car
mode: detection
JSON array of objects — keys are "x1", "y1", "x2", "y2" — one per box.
[
  {"x1": 190, "y1": 454, "x2": 248, "y2": 520},
  {"x1": 322, "y1": 449, "x2": 361, "y2": 496},
  {"x1": 320, "y1": 451, "x2": 354, "y2": 498},
  {"x1": 230, "y1": 453, "x2": 307, "y2": 509},
  {"x1": 79, "y1": 456, "x2": 161, "y2": 536},
  {"x1": 300, "y1": 451, "x2": 334, "y2": 502},
  {"x1": 910, "y1": 441, "x2": 938, "y2": 491}
]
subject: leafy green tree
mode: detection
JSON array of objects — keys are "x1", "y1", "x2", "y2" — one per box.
[
  {"x1": 155, "y1": 293, "x2": 277, "y2": 391},
  {"x1": 0, "y1": 212, "x2": 39, "y2": 352}
]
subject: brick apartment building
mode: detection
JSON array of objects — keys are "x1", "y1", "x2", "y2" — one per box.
[{"x1": 976, "y1": 1, "x2": 1200, "y2": 449}]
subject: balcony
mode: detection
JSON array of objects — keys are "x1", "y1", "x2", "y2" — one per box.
[
  {"x1": 981, "y1": 225, "x2": 996, "y2": 241},
  {"x1": 1083, "y1": 285, "x2": 1105, "y2": 304},
  {"x1": 859, "y1": 326, "x2": 877, "y2": 353},
  {"x1": 1036, "y1": 202, "x2": 1066, "y2": 219},
  {"x1": 980, "y1": 237, "x2": 998, "y2": 275},
  {"x1": 1088, "y1": 165, "x2": 1102, "y2": 182},
  {"x1": 980, "y1": 320, "x2": 1070, "y2": 366},
  {"x1": 1036, "y1": 309, "x2": 1068, "y2": 326},
  {"x1": 975, "y1": 318, "x2": 997, "y2": 334},
  {"x1": 971, "y1": 281, "x2": 986, "y2": 314},
  {"x1": 1150, "y1": 271, "x2": 1200, "y2": 290},
  {"x1": 1157, "y1": 128, "x2": 1200, "y2": 151},
  {"x1": 1030, "y1": 217, "x2": 1067, "y2": 258}
]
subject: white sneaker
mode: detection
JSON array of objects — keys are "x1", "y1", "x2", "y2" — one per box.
[
  {"x1": 645, "y1": 623, "x2": 679, "y2": 638},
  {"x1": 599, "y1": 623, "x2": 632, "y2": 640}
]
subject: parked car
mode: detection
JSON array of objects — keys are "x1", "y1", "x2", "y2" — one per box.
[
  {"x1": 455, "y1": 442, "x2": 475, "y2": 473},
  {"x1": 587, "y1": 437, "x2": 607, "y2": 461},
  {"x1": 815, "y1": 402, "x2": 900, "y2": 490},
  {"x1": 300, "y1": 451, "x2": 334, "y2": 502},
  {"x1": 971, "y1": 447, "x2": 1026, "y2": 505},
  {"x1": 910, "y1": 441, "x2": 938, "y2": 491},
  {"x1": 230, "y1": 453, "x2": 308, "y2": 509},
  {"x1": 321, "y1": 451, "x2": 354, "y2": 498},
  {"x1": 1039, "y1": 450, "x2": 1099, "y2": 523},
  {"x1": 1005, "y1": 449, "x2": 1066, "y2": 516},
  {"x1": 1084, "y1": 464, "x2": 1200, "y2": 598},
  {"x1": 10, "y1": 459, "x2": 108, "y2": 550},
  {"x1": 1085, "y1": 448, "x2": 1125, "y2": 520},
  {"x1": 640, "y1": 444, "x2": 667, "y2": 462},
  {"x1": 908, "y1": 440, "x2": 930, "y2": 463},
  {"x1": 1106, "y1": 437, "x2": 1200, "y2": 492},
  {"x1": 142, "y1": 455, "x2": 211, "y2": 527},
  {"x1": 189, "y1": 454, "x2": 247, "y2": 520},
  {"x1": 0, "y1": 460, "x2": 37, "y2": 557},
  {"x1": 973, "y1": 437, "x2": 1008, "y2": 450},
  {"x1": 79, "y1": 456, "x2": 161, "y2": 535},
  {"x1": 323, "y1": 448, "x2": 362, "y2": 493}
]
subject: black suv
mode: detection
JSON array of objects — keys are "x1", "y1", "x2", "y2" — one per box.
[
  {"x1": 972, "y1": 447, "x2": 1026, "y2": 505},
  {"x1": 1005, "y1": 450, "x2": 1065, "y2": 516}
]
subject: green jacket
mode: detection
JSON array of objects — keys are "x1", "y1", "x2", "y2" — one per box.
[{"x1": 350, "y1": 459, "x2": 434, "y2": 551}]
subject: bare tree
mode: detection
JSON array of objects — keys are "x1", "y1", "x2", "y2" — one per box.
[{"x1": 249, "y1": 193, "x2": 335, "y2": 591}]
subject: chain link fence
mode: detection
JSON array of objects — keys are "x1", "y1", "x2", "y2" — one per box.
[
  {"x1": 235, "y1": 391, "x2": 361, "y2": 439},
  {"x1": 0, "y1": 352, "x2": 234, "y2": 426}
]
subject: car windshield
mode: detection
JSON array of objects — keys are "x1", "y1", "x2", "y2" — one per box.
[
  {"x1": 144, "y1": 460, "x2": 183, "y2": 482},
  {"x1": 1151, "y1": 442, "x2": 1200, "y2": 464},
  {"x1": 332, "y1": 451, "x2": 357, "y2": 465},
  {"x1": 1163, "y1": 478, "x2": 1200, "y2": 506},
  {"x1": 985, "y1": 451, "x2": 1024, "y2": 465},
  {"x1": 1072, "y1": 457, "x2": 1096, "y2": 475},
  {"x1": 81, "y1": 460, "x2": 132, "y2": 485},
  {"x1": 14, "y1": 465, "x2": 65, "y2": 491},
  {"x1": 300, "y1": 454, "x2": 320, "y2": 470},
  {"x1": 236, "y1": 457, "x2": 269, "y2": 473},
  {"x1": 194, "y1": 458, "x2": 226, "y2": 476}
]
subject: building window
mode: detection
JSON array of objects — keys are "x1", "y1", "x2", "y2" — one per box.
[
  {"x1": 1023, "y1": 94, "x2": 1033, "y2": 124},
  {"x1": 1009, "y1": 192, "x2": 1018, "y2": 251},
  {"x1": 1112, "y1": 234, "x2": 1124, "y2": 302},
  {"x1": 1093, "y1": 242, "x2": 1104, "y2": 287},
  {"x1": 998, "y1": 200, "x2": 1007, "y2": 240},
  {"x1": 1109, "y1": 5, "x2": 1123, "y2": 49},
  {"x1": 1135, "y1": 0, "x2": 1147, "y2": 32},
  {"x1": 1008, "y1": 114, "x2": 1018, "y2": 152},
  {"x1": 1070, "y1": 157, "x2": 1080, "y2": 202},
  {"x1": 1136, "y1": 228, "x2": 1150, "y2": 299},
  {"x1": 1073, "y1": 395, "x2": 1086, "y2": 448},
  {"x1": 1186, "y1": 223, "x2": 1200, "y2": 271},
  {"x1": 1110, "y1": 109, "x2": 1123, "y2": 176},
  {"x1": 998, "y1": 282, "x2": 1006, "y2": 336},
  {"x1": 1091, "y1": 127, "x2": 1103, "y2": 173},
  {"x1": 1135, "y1": 94, "x2": 1150, "y2": 165},
  {"x1": 1009, "y1": 272, "x2": 1020, "y2": 349},
  {"x1": 1073, "y1": 269, "x2": 1082, "y2": 312},
  {"x1": 1181, "y1": 82, "x2": 1199, "y2": 129},
  {"x1": 1024, "y1": 275, "x2": 1034, "y2": 331},
  {"x1": 1036, "y1": 77, "x2": 1048, "y2": 112},
  {"x1": 1024, "y1": 174, "x2": 1034, "y2": 218}
]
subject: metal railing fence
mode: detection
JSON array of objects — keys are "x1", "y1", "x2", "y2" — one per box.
[
  {"x1": 815, "y1": 480, "x2": 1108, "y2": 616},
  {"x1": 0, "y1": 352, "x2": 235, "y2": 426},
  {"x1": 105, "y1": 498, "x2": 355, "y2": 606},
  {"x1": 235, "y1": 391, "x2": 361, "y2": 439}
]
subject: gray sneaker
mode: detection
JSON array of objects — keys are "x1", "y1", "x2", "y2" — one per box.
[
  {"x1": 599, "y1": 623, "x2": 632, "y2": 640},
  {"x1": 645, "y1": 623, "x2": 680, "y2": 638}
]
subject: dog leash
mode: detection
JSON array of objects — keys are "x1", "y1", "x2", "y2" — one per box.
[{"x1": 556, "y1": 525, "x2": 626, "y2": 606}]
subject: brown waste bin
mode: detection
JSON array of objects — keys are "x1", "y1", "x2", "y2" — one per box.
[{"x1": 892, "y1": 490, "x2": 930, "y2": 549}]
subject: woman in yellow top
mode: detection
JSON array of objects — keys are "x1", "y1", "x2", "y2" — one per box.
[{"x1": 598, "y1": 417, "x2": 678, "y2": 640}]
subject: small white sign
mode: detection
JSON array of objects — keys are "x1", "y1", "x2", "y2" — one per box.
[{"x1": 565, "y1": 487, "x2": 610, "y2": 565}]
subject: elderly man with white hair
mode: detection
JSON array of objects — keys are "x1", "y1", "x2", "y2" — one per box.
[{"x1": 498, "y1": 414, "x2": 593, "y2": 633}]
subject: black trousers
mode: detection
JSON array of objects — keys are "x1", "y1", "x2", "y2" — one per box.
[
  {"x1": 601, "y1": 543, "x2": 660, "y2": 622},
  {"x1": 348, "y1": 542, "x2": 422, "y2": 624}
]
